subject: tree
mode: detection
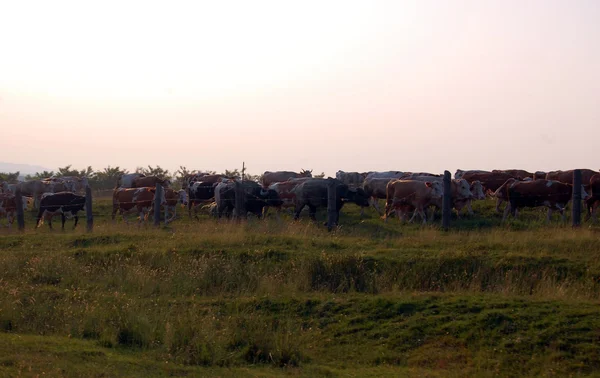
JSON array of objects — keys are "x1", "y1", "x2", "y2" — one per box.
[
  {"x1": 25, "y1": 171, "x2": 55, "y2": 180},
  {"x1": 137, "y1": 165, "x2": 172, "y2": 180},
  {"x1": 0, "y1": 171, "x2": 20, "y2": 183},
  {"x1": 56, "y1": 165, "x2": 95, "y2": 178},
  {"x1": 91, "y1": 166, "x2": 127, "y2": 190}
]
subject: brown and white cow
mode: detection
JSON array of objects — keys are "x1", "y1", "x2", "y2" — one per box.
[
  {"x1": 264, "y1": 177, "x2": 311, "y2": 218},
  {"x1": 383, "y1": 180, "x2": 444, "y2": 223},
  {"x1": 454, "y1": 180, "x2": 486, "y2": 216},
  {"x1": 262, "y1": 170, "x2": 312, "y2": 187},
  {"x1": 410, "y1": 176, "x2": 473, "y2": 219},
  {"x1": 498, "y1": 179, "x2": 590, "y2": 222},
  {"x1": 112, "y1": 187, "x2": 167, "y2": 225},
  {"x1": 0, "y1": 193, "x2": 28, "y2": 228},
  {"x1": 585, "y1": 174, "x2": 600, "y2": 223},
  {"x1": 161, "y1": 188, "x2": 188, "y2": 223}
]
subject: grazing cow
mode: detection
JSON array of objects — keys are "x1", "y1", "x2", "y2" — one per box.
[
  {"x1": 132, "y1": 175, "x2": 171, "y2": 188},
  {"x1": 585, "y1": 174, "x2": 600, "y2": 223},
  {"x1": 497, "y1": 179, "x2": 590, "y2": 222},
  {"x1": 187, "y1": 175, "x2": 227, "y2": 219},
  {"x1": 292, "y1": 178, "x2": 369, "y2": 225},
  {"x1": 362, "y1": 177, "x2": 395, "y2": 215},
  {"x1": 0, "y1": 194, "x2": 28, "y2": 227},
  {"x1": 492, "y1": 169, "x2": 534, "y2": 180},
  {"x1": 546, "y1": 169, "x2": 599, "y2": 189},
  {"x1": 455, "y1": 170, "x2": 491, "y2": 179},
  {"x1": 112, "y1": 187, "x2": 167, "y2": 225},
  {"x1": 36, "y1": 192, "x2": 86, "y2": 229},
  {"x1": 262, "y1": 170, "x2": 312, "y2": 187},
  {"x1": 383, "y1": 180, "x2": 444, "y2": 223},
  {"x1": 116, "y1": 173, "x2": 145, "y2": 188},
  {"x1": 335, "y1": 171, "x2": 367, "y2": 187},
  {"x1": 214, "y1": 180, "x2": 282, "y2": 219}
]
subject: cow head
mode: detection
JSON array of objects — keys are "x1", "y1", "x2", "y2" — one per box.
[
  {"x1": 426, "y1": 181, "x2": 444, "y2": 199},
  {"x1": 300, "y1": 169, "x2": 313, "y2": 178},
  {"x1": 581, "y1": 185, "x2": 591, "y2": 201},
  {"x1": 177, "y1": 189, "x2": 188, "y2": 206},
  {"x1": 346, "y1": 187, "x2": 370, "y2": 207},
  {"x1": 454, "y1": 179, "x2": 473, "y2": 199},
  {"x1": 470, "y1": 181, "x2": 486, "y2": 200}
]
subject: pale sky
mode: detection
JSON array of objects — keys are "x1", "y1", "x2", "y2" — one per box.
[{"x1": 1, "y1": 0, "x2": 599, "y2": 177}]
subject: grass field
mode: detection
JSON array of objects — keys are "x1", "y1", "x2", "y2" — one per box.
[{"x1": 1, "y1": 198, "x2": 600, "y2": 377}]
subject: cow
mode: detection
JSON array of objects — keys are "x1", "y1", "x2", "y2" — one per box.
[
  {"x1": 335, "y1": 171, "x2": 367, "y2": 187},
  {"x1": 362, "y1": 177, "x2": 395, "y2": 215},
  {"x1": 44, "y1": 176, "x2": 88, "y2": 192},
  {"x1": 16, "y1": 180, "x2": 56, "y2": 210},
  {"x1": 187, "y1": 175, "x2": 227, "y2": 219},
  {"x1": 492, "y1": 169, "x2": 535, "y2": 180},
  {"x1": 264, "y1": 177, "x2": 311, "y2": 218},
  {"x1": 401, "y1": 172, "x2": 442, "y2": 179},
  {"x1": 458, "y1": 171, "x2": 519, "y2": 212},
  {"x1": 454, "y1": 170, "x2": 491, "y2": 179},
  {"x1": 132, "y1": 175, "x2": 171, "y2": 189},
  {"x1": 214, "y1": 180, "x2": 283, "y2": 219},
  {"x1": 181, "y1": 172, "x2": 210, "y2": 190},
  {"x1": 1, "y1": 181, "x2": 17, "y2": 194},
  {"x1": 497, "y1": 179, "x2": 590, "y2": 222},
  {"x1": 546, "y1": 169, "x2": 599, "y2": 189},
  {"x1": 292, "y1": 178, "x2": 369, "y2": 226},
  {"x1": 364, "y1": 171, "x2": 405, "y2": 181},
  {"x1": 116, "y1": 173, "x2": 145, "y2": 188},
  {"x1": 112, "y1": 187, "x2": 167, "y2": 225},
  {"x1": 383, "y1": 180, "x2": 444, "y2": 223},
  {"x1": 410, "y1": 176, "x2": 474, "y2": 219},
  {"x1": 162, "y1": 188, "x2": 189, "y2": 223},
  {"x1": 584, "y1": 174, "x2": 600, "y2": 223},
  {"x1": 0, "y1": 194, "x2": 28, "y2": 228},
  {"x1": 262, "y1": 170, "x2": 312, "y2": 187},
  {"x1": 36, "y1": 192, "x2": 86, "y2": 230},
  {"x1": 533, "y1": 171, "x2": 547, "y2": 180},
  {"x1": 455, "y1": 180, "x2": 486, "y2": 216}
]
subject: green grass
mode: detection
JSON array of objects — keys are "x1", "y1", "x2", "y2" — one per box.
[{"x1": 1, "y1": 197, "x2": 600, "y2": 377}]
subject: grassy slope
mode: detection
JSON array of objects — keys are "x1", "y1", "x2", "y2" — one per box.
[{"x1": 1, "y1": 198, "x2": 600, "y2": 377}]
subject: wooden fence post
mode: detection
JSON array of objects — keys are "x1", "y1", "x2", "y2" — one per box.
[
  {"x1": 327, "y1": 178, "x2": 337, "y2": 231},
  {"x1": 15, "y1": 187, "x2": 25, "y2": 231},
  {"x1": 234, "y1": 180, "x2": 246, "y2": 220},
  {"x1": 154, "y1": 184, "x2": 163, "y2": 227},
  {"x1": 442, "y1": 170, "x2": 452, "y2": 230},
  {"x1": 572, "y1": 169, "x2": 582, "y2": 227},
  {"x1": 85, "y1": 186, "x2": 93, "y2": 232}
]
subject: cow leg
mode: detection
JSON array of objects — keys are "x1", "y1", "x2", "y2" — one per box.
[
  {"x1": 47, "y1": 214, "x2": 53, "y2": 229},
  {"x1": 111, "y1": 203, "x2": 119, "y2": 222},
  {"x1": 294, "y1": 204, "x2": 305, "y2": 220},
  {"x1": 61, "y1": 213, "x2": 67, "y2": 230},
  {"x1": 370, "y1": 197, "x2": 382, "y2": 215},
  {"x1": 546, "y1": 207, "x2": 553, "y2": 223},
  {"x1": 466, "y1": 200, "x2": 474, "y2": 216},
  {"x1": 502, "y1": 204, "x2": 511, "y2": 221},
  {"x1": 308, "y1": 205, "x2": 317, "y2": 222},
  {"x1": 73, "y1": 215, "x2": 79, "y2": 229},
  {"x1": 495, "y1": 198, "x2": 503, "y2": 213}
]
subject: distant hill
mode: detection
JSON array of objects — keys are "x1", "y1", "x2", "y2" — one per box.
[{"x1": 0, "y1": 162, "x2": 53, "y2": 180}]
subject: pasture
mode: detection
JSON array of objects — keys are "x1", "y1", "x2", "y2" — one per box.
[{"x1": 1, "y1": 197, "x2": 600, "y2": 377}]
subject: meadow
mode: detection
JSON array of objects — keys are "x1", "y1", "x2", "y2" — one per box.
[{"x1": 1, "y1": 197, "x2": 600, "y2": 377}]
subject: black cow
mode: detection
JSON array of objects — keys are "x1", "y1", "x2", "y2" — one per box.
[
  {"x1": 292, "y1": 178, "x2": 370, "y2": 225},
  {"x1": 215, "y1": 180, "x2": 282, "y2": 218},
  {"x1": 187, "y1": 175, "x2": 227, "y2": 219},
  {"x1": 36, "y1": 192, "x2": 86, "y2": 229}
]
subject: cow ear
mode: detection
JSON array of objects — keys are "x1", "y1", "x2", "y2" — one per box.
[{"x1": 425, "y1": 182, "x2": 432, "y2": 187}]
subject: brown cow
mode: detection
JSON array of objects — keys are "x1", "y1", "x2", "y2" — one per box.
[
  {"x1": 162, "y1": 189, "x2": 189, "y2": 224},
  {"x1": 498, "y1": 179, "x2": 590, "y2": 222},
  {"x1": 383, "y1": 180, "x2": 444, "y2": 223},
  {"x1": 546, "y1": 169, "x2": 599, "y2": 188},
  {"x1": 112, "y1": 187, "x2": 167, "y2": 225},
  {"x1": 492, "y1": 169, "x2": 534, "y2": 180},
  {"x1": 585, "y1": 174, "x2": 600, "y2": 223},
  {"x1": 262, "y1": 170, "x2": 312, "y2": 187},
  {"x1": 0, "y1": 194, "x2": 28, "y2": 227},
  {"x1": 132, "y1": 176, "x2": 171, "y2": 188}
]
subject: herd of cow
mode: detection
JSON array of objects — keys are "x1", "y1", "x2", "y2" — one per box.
[{"x1": 0, "y1": 167, "x2": 599, "y2": 230}]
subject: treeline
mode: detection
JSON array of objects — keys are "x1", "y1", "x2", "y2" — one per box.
[{"x1": 0, "y1": 165, "x2": 325, "y2": 190}]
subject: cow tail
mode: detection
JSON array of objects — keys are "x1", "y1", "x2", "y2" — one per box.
[{"x1": 36, "y1": 206, "x2": 44, "y2": 228}]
